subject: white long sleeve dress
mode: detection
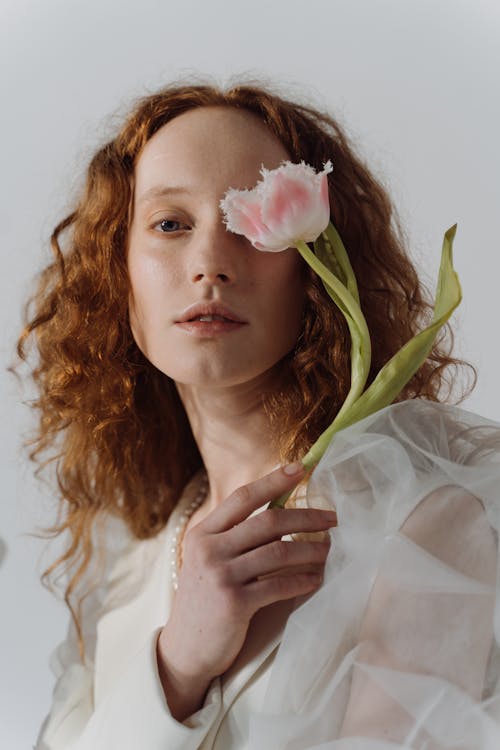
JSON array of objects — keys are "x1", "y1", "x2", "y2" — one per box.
[{"x1": 36, "y1": 399, "x2": 500, "y2": 749}]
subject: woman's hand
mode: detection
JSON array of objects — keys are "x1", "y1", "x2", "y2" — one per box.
[{"x1": 157, "y1": 463, "x2": 336, "y2": 713}]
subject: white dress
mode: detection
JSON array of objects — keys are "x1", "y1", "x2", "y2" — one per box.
[{"x1": 36, "y1": 399, "x2": 500, "y2": 749}]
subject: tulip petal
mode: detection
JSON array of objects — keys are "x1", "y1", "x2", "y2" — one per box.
[
  {"x1": 320, "y1": 171, "x2": 330, "y2": 213},
  {"x1": 220, "y1": 189, "x2": 266, "y2": 238},
  {"x1": 264, "y1": 172, "x2": 313, "y2": 227},
  {"x1": 220, "y1": 160, "x2": 333, "y2": 252}
]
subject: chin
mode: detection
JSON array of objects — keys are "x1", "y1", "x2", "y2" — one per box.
[
  {"x1": 172, "y1": 356, "x2": 290, "y2": 391},
  {"x1": 143, "y1": 334, "x2": 297, "y2": 388}
]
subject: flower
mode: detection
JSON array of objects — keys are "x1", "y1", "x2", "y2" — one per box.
[
  {"x1": 220, "y1": 160, "x2": 333, "y2": 251},
  {"x1": 220, "y1": 161, "x2": 462, "y2": 508}
]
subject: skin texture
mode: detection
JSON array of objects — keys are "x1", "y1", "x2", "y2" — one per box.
[
  {"x1": 127, "y1": 107, "x2": 337, "y2": 720},
  {"x1": 128, "y1": 106, "x2": 305, "y2": 390},
  {"x1": 127, "y1": 106, "x2": 308, "y2": 506},
  {"x1": 125, "y1": 109, "x2": 497, "y2": 735}
]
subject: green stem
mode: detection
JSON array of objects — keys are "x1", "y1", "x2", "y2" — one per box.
[
  {"x1": 311, "y1": 229, "x2": 370, "y2": 435},
  {"x1": 324, "y1": 224, "x2": 360, "y2": 305},
  {"x1": 268, "y1": 224, "x2": 461, "y2": 510},
  {"x1": 296, "y1": 240, "x2": 372, "y2": 453},
  {"x1": 295, "y1": 240, "x2": 370, "y2": 363}
]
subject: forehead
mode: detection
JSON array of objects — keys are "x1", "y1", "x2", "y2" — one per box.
[{"x1": 134, "y1": 106, "x2": 291, "y2": 199}]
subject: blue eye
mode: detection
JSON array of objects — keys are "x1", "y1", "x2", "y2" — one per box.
[{"x1": 158, "y1": 219, "x2": 184, "y2": 233}]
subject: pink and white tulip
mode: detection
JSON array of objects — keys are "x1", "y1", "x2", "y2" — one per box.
[
  {"x1": 220, "y1": 160, "x2": 333, "y2": 252},
  {"x1": 220, "y1": 160, "x2": 460, "y2": 514}
]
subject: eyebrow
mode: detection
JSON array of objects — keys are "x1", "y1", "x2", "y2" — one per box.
[{"x1": 138, "y1": 185, "x2": 194, "y2": 204}]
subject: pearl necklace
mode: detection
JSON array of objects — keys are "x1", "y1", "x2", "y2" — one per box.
[{"x1": 170, "y1": 472, "x2": 209, "y2": 591}]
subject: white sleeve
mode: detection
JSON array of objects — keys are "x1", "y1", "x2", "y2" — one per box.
[
  {"x1": 245, "y1": 402, "x2": 500, "y2": 747},
  {"x1": 337, "y1": 485, "x2": 498, "y2": 746},
  {"x1": 35, "y1": 517, "x2": 223, "y2": 750},
  {"x1": 35, "y1": 573, "x2": 101, "y2": 750},
  {"x1": 36, "y1": 625, "x2": 222, "y2": 750}
]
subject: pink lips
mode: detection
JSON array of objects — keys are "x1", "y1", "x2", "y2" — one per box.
[
  {"x1": 175, "y1": 302, "x2": 246, "y2": 324},
  {"x1": 175, "y1": 301, "x2": 247, "y2": 336}
]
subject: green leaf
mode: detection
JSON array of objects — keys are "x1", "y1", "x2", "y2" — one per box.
[
  {"x1": 333, "y1": 223, "x2": 461, "y2": 430},
  {"x1": 268, "y1": 224, "x2": 461, "y2": 509}
]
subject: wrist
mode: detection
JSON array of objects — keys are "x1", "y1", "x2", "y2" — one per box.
[{"x1": 156, "y1": 627, "x2": 214, "y2": 722}]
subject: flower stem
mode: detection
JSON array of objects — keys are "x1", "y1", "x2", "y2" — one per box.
[
  {"x1": 268, "y1": 224, "x2": 461, "y2": 509},
  {"x1": 323, "y1": 223, "x2": 360, "y2": 305},
  {"x1": 296, "y1": 238, "x2": 372, "y2": 437},
  {"x1": 295, "y1": 240, "x2": 370, "y2": 364}
]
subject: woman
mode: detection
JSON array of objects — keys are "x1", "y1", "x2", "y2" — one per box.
[{"x1": 19, "y1": 81, "x2": 500, "y2": 748}]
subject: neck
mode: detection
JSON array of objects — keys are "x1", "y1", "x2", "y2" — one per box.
[{"x1": 176, "y1": 374, "x2": 282, "y2": 509}]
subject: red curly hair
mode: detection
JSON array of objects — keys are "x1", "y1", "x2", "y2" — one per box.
[{"x1": 16, "y1": 79, "x2": 476, "y2": 661}]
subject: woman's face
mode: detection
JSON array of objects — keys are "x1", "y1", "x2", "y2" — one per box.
[{"x1": 127, "y1": 106, "x2": 305, "y2": 389}]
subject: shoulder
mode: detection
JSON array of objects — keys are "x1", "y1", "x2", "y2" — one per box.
[{"x1": 400, "y1": 484, "x2": 497, "y2": 584}]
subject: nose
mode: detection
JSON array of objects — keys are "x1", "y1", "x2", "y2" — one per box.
[{"x1": 190, "y1": 214, "x2": 242, "y2": 285}]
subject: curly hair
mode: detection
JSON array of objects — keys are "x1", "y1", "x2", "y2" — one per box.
[{"x1": 16, "y1": 79, "x2": 476, "y2": 661}]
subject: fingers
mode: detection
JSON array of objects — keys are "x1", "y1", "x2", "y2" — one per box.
[
  {"x1": 245, "y1": 569, "x2": 325, "y2": 609},
  {"x1": 226, "y1": 507, "x2": 337, "y2": 555},
  {"x1": 201, "y1": 463, "x2": 306, "y2": 534},
  {"x1": 229, "y1": 539, "x2": 331, "y2": 584}
]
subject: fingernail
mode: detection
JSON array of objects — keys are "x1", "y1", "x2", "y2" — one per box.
[{"x1": 283, "y1": 462, "x2": 304, "y2": 476}]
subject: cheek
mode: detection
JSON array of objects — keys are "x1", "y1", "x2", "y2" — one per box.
[
  {"x1": 126, "y1": 246, "x2": 178, "y2": 351},
  {"x1": 129, "y1": 248, "x2": 173, "y2": 293}
]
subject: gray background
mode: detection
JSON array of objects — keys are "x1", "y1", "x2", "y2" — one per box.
[{"x1": 1, "y1": 0, "x2": 499, "y2": 746}]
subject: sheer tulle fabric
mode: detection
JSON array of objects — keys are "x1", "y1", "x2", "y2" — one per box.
[{"x1": 248, "y1": 400, "x2": 500, "y2": 749}]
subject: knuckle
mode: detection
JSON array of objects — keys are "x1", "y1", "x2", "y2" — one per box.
[
  {"x1": 270, "y1": 540, "x2": 289, "y2": 564},
  {"x1": 264, "y1": 509, "x2": 282, "y2": 532},
  {"x1": 270, "y1": 574, "x2": 291, "y2": 596}
]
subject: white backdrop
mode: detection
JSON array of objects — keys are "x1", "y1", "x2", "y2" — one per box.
[{"x1": 1, "y1": 0, "x2": 499, "y2": 747}]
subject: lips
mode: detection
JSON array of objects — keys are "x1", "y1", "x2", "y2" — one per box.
[
  {"x1": 176, "y1": 302, "x2": 246, "y2": 324},
  {"x1": 174, "y1": 301, "x2": 248, "y2": 338},
  {"x1": 189, "y1": 314, "x2": 235, "y2": 322}
]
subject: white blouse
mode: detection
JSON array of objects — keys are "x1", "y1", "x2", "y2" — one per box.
[
  {"x1": 36, "y1": 399, "x2": 500, "y2": 749},
  {"x1": 36, "y1": 470, "x2": 293, "y2": 750}
]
